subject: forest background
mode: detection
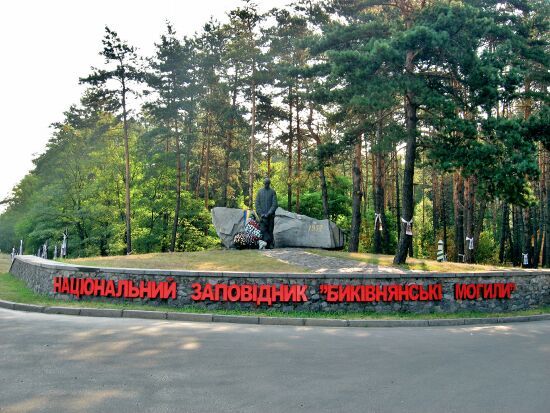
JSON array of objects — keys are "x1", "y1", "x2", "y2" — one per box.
[{"x1": 0, "y1": 0, "x2": 548, "y2": 267}]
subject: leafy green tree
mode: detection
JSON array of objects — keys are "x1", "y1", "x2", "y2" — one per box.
[
  {"x1": 228, "y1": 1, "x2": 264, "y2": 208},
  {"x1": 145, "y1": 24, "x2": 201, "y2": 252},
  {"x1": 80, "y1": 26, "x2": 142, "y2": 254}
]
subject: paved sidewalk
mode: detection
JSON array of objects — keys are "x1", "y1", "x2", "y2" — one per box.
[{"x1": 261, "y1": 248, "x2": 408, "y2": 273}]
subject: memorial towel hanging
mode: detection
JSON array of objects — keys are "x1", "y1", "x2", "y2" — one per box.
[
  {"x1": 466, "y1": 236, "x2": 474, "y2": 250},
  {"x1": 61, "y1": 233, "x2": 67, "y2": 258},
  {"x1": 375, "y1": 213, "x2": 383, "y2": 231},
  {"x1": 401, "y1": 217, "x2": 413, "y2": 236}
]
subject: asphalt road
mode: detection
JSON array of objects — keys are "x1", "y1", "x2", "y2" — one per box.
[{"x1": 0, "y1": 309, "x2": 549, "y2": 413}]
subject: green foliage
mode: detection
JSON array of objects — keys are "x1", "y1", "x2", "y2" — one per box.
[
  {"x1": 428, "y1": 116, "x2": 539, "y2": 206},
  {"x1": 413, "y1": 196, "x2": 435, "y2": 259},
  {"x1": 475, "y1": 231, "x2": 499, "y2": 265},
  {"x1": 177, "y1": 219, "x2": 220, "y2": 252},
  {"x1": 360, "y1": 208, "x2": 399, "y2": 254},
  {"x1": 298, "y1": 174, "x2": 352, "y2": 221},
  {"x1": 526, "y1": 105, "x2": 550, "y2": 152}
]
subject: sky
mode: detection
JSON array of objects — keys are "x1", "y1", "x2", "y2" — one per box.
[{"x1": 0, "y1": 0, "x2": 290, "y2": 211}]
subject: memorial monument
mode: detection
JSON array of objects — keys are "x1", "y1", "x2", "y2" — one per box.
[
  {"x1": 254, "y1": 178, "x2": 278, "y2": 249},
  {"x1": 211, "y1": 205, "x2": 345, "y2": 250}
]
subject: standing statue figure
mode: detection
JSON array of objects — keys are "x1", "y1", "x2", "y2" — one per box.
[{"x1": 255, "y1": 177, "x2": 278, "y2": 249}]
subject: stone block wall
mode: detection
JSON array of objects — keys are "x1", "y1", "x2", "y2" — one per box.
[{"x1": 9, "y1": 255, "x2": 550, "y2": 314}]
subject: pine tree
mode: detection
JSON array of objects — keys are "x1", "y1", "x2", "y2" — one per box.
[
  {"x1": 80, "y1": 26, "x2": 142, "y2": 254},
  {"x1": 145, "y1": 24, "x2": 201, "y2": 252}
]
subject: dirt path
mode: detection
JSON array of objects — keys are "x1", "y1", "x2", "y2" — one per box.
[{"x1": 261, "y1": 248, "x2": 408, "y2": 274}]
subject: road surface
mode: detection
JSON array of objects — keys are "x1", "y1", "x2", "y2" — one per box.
[{"x1": 0, "y1": 308, "x2": 548, "y2": 413}]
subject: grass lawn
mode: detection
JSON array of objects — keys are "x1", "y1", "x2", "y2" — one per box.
[
  {"x1": 66, "y1": 250, "x2": 308, "y2": 273},
  {"x1": 308, "y1": 250, "x2": 514, "y2": 273},
  {"x1": 0, "y1": 253, "x2": 12, "y2": 274}
]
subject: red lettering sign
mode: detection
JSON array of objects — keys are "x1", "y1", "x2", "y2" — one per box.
[
  {"x1": 318, "y1": 283, "x2": 443, "y2": 302},
  {"x1": 454, "y1": 283, "x2": 516, "y2": 300},
  {"x1": 191, "y1": 283, "x2": 308, "y2": 306},
  {"x1": 53, "y1": 276, "x2": 177, "y2": 299},
  {"x1": 53, "y1": 277, "x2": 518, "y2": 306}
]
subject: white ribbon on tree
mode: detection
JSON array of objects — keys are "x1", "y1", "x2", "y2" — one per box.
[
  {"x1": 374, "y1": 213, "x2": 383, "y2": 231},
  {"x1": 61, "y1": 233, "x2": 67, "y2": 258},
  {"x1": 466, "y1": 236, "x2": 474, "y2": 250},
  {"x1": 522, "y1": 253, "x2": 529, "y2": 265},
  {"x1": 401, "y1": 217, "x2": 413, "y2": 236}
]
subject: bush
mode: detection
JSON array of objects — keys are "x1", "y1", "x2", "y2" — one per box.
[
  {"x1": 475, "y1": 230, "x2": 498, "y2": 264},
  {"x1": 177, "y1": 219, "x2": 220, "y2": 252}
]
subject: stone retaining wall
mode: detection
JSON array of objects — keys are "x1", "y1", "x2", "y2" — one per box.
[{"x1": 9, "y1": 255, "x2": 550, "y2": 314}]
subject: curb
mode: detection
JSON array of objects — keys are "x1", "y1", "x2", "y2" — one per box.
[{"x1": 0, "y1": 299, "x2": 549, "y2": 327}]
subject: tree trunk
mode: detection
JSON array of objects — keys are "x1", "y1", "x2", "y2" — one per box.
[
  {"x1": 349, "y1": 140, "x2": 363, "y2": 252},
  {"x1": 170, "y1": 120, "x2": 182, "y2": 252},
  {"x1": 522, "y1": 207, "x2": 532, "y2": 267},
  {"x1": 222, "y1": 72, "x2": 239, "y2": 207},
  {"x1": 363, "y1": 137, "x2": 369, "y2": 218},
  {"x1": 453, "y1": 173, "x2": 464, "y2": 262},
  {"x1": 267, "y1": 122, "x2": 272, "y2": 177},
  {"x1": 204, "y1": 133, "x2": 211, "y2": 209},
  {"x1": 195, "y1": 141, "x2": 205, "y2": 197},
  {"x1": 499, "y1": 201, "x2": 509, "y2": 264},
  {"x1": 307, "y1": 103, "x2": 329, "y2": 219},
  {"x1": 221, "y1": 144, "x2": 231, "y2": 207},
  {"x1": 184, "y1": 114, "x2": 193, "y2": 192},
  {"x1": 319, "y1": 165, "x2": 329, "y2": 219},
  {"x1": 287, "y1": 88, "x2": 293, "y2": 211},
  {"x1": 544, "y1": 148, "x2": 550, "y2": 267},
  {"x1": 371, "y1": 151, "x2": 376, "y2": 211},
  {"x1": 295, "y1": 104, "x2": 302, "y2": 214},
  {"x1": 432, "y1": 171, "x2": 440, "y2": 235},
  {"x1": 534, "y1": 145, "x2": 546, "y2": 268},
  {"x1": 185, "y1": 154, "x2": 190, "y2": 192},
  {"x1": 395, "y1": 149, "x2": 401, "y2": 240},
  {"x1": 373, "y1": 120, "x2": 390, "y2": 254},
  {"x1": 121, "y1": 80, "x2": 132, "y2": 255},
  {"x1": 534, "y1": 204, "x2": 543, "y2": 269},
  {"x1": 393, "y1": 90, "x2": 417, "y2": 264},
  {"x1": 512, "y1": 206, "x2": 523, "y2": 266},
  {"x1": 473, "y1": 198, "x2": 486, "y2": 262},
  {"x1": 387, "y1": 149, "x2": 395, "y2": 211},
  {"x1": 442, "y1": 175, "x2": 448, "y2": 254},
  {"x1": 248, "y1": 75, "x2": 256, "y2": 209},
  {"x1": 463, "y1": 176, "x2": 476, "y2": 263}
]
